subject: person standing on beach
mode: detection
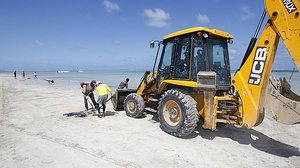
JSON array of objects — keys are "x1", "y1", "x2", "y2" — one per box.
[
  {"x1": 22, "y1": 71, "x2": 25, "y2": 78},
  {"x1": 118, "y1": 78, "x2": 130, "y2": 89},
  {"x1": 80, "y1": 80, "x2": 100, "y2": 113},
  {"x1": 13, "y1": 71, "x2": 17, "y2": 79},
  {"x1": 34, "y1": 72, "x2": 37, "y2": 79},
  {"x1": 96, "y1": 81, "x2": 112, "y2": 118}
]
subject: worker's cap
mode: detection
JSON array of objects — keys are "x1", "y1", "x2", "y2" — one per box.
[
  {"x1": 91, "y1": 80, "x2": 96, "y2": 84},
  {"x1": 96, "y1": 81, "x2": 102, "y2": 85}
]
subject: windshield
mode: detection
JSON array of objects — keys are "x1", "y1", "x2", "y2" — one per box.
[
  {"x1": 191, "y1": 35, "x2": 231, "y2": 87},
  {"x1": 207, "y1": 38, "x2": 230, "y2": 85}
]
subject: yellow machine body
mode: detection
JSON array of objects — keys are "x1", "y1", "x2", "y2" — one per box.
[{"x1": 119, "y1": 0, "x2": 300, "y2": 137}]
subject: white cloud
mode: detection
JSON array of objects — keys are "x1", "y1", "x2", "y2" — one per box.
[
  {"x1": 143, "y1": 8, "x2": 170, "y2": 28},
  {"x1": 103, "y1": 0, "x2": 120, "y2": 13},
  {"x1": 197, "y1": 13, "x2": 210, "y2": 24},
  {"x1": 35, "y1": 40, "x2": 43, "y2": 46},
  {"x1": 240, "y1": 6, "x2": 255, "y2": 21}
]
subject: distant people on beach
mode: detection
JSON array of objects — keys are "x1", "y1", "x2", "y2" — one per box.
[
  {"x1": 45, "y1": 79, "x2": 54, "y2": 84},
  {"x1": 96, "y1": 81, "x2": 112, "y2": 118},
  {"x1": 13, "y1": 71, "x2": 17, "y2": 79},
  {"x1": 118, "y1": 78, "x2": 130, "y2": 89},
  {"x1": 22, "y1": 71, "x2": 25, "y2": 78},
  {"x1": 34, "y1": 72, "x2": 37, "y2": 79},
  {"x1": 80, "y1": 80, "x2": 100, "y2": 113}
]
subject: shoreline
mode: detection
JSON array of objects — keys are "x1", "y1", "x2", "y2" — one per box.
[
  {"x1": 0, "y1": 71, "x2": 145, "y2": 91},
  {"x1": 0, "y1": 73, "x2": 299, "y2": 167},
  {"x1": 2, "y1": 70, "x2": 299, "y2": 93}
]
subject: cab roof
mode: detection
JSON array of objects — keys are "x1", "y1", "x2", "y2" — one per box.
[{"x1": 163, "y1": 27, "x2": 233, "y2": 40}]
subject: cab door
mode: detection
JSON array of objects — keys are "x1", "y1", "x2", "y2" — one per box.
[
  {"x1": 157, "y1": 40, "x2": 175, "y2": 86},
  {"x1": 173, "y1": 35, "x2": 191, "y2": 79}
]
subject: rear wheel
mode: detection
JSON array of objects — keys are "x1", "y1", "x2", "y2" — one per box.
[
  {"x1": 124, "y1": 93, "x2": 145, "y2": 118},
  {"x1": 158, "y1": 89, "x2": 199, "y2": 137}
]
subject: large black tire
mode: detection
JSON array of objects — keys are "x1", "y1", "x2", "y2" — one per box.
[
  {"x1": 124, "y1": 93, "x2": 145, "y2": 118},
  {"x1": 158, "y1": 89, "x2": 199, "y2": 137}
]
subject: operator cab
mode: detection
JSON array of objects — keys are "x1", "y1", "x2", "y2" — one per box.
[{"x1": 156, "y1": 27, "x2": 232, "y2": 90}]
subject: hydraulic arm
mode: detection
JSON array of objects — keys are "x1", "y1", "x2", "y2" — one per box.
[{"x1": 232, "y1": 0, "x2": 300, "y2": 128}]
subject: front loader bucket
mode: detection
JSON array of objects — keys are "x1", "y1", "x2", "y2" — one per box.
[
  {"x1": 111, "y1": 89, "x2": 136, "y2": 111},
  {"x1": 265, "y1": 77, "x2": 300, "y2": 124}
]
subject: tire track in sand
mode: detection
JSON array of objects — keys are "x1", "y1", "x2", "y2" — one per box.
[{"x1": 2, "y1": 122, "x2": 140, "y2": 168}]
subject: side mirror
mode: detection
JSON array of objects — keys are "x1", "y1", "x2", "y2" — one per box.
[
  {"x1": 227, "y1": 39, "x2": 233, "y2": 44},
  {"x1": 150, "y1": 40, "x2": 155, "y2": 48}
]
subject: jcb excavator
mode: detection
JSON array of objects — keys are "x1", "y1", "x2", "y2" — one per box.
[{"x1": 112, "y1": 0, "x2": 300, "y2": 137}]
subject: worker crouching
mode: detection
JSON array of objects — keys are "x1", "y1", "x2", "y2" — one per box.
[
  {"x1": 80, "y1": 80, "x2": 100, "y2": 113},
  {"x1": 96, "y1": 81, "x2": 112, "y2": 118}
]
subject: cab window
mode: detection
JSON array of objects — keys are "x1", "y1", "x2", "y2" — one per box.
[
  {"x1": 174, "y1": 36, "x2": 190, "y2": 79},
  {"x1": 191, "y1": 37, "x2": 206, "y2": 80},
  {"x1": 207, "y1": 38, "x2": 230, "y2": 84},
  {"x1": 160, "y1": 41, "x2": 174, "y2": 71},
  {"x1": 157, "y1": 40, "x2": 175, "y2": 84}
]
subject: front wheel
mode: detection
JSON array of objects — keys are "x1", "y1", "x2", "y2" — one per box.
[
  {"x1": 158, "y1": 89, "x2": 199, "y2": 137},
  {"x1": 124, "y1": 93, "x2": 145, "y2": 118}
]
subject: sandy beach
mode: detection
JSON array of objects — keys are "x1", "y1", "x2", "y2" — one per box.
[{"x1": 0, "y1": 73, "x2": 299, "y2": 168}]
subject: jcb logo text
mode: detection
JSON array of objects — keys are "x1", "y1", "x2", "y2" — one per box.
[{"x1": 248, "y1": 47, "x2": 267, "y2": 85}]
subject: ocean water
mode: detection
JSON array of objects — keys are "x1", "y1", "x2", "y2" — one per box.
[
  {"x1": 17, "y1": 70, "x2": 146, "y2": 90},
  {"x1": 5, "y1": 70, "x2": 300, "y2": 94}
]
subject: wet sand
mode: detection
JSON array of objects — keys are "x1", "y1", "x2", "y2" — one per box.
[{"x1": 0, "y1": 73, "x2": 299, "y2": 168}]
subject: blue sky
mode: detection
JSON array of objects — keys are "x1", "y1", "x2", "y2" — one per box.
[{"x1": 0, "y1": 0, "x2": 296, "y2": 71}]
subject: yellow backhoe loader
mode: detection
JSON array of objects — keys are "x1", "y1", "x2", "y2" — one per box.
[{"x1": 112, "y1": 0, "x2": 300, "y2": 137}]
